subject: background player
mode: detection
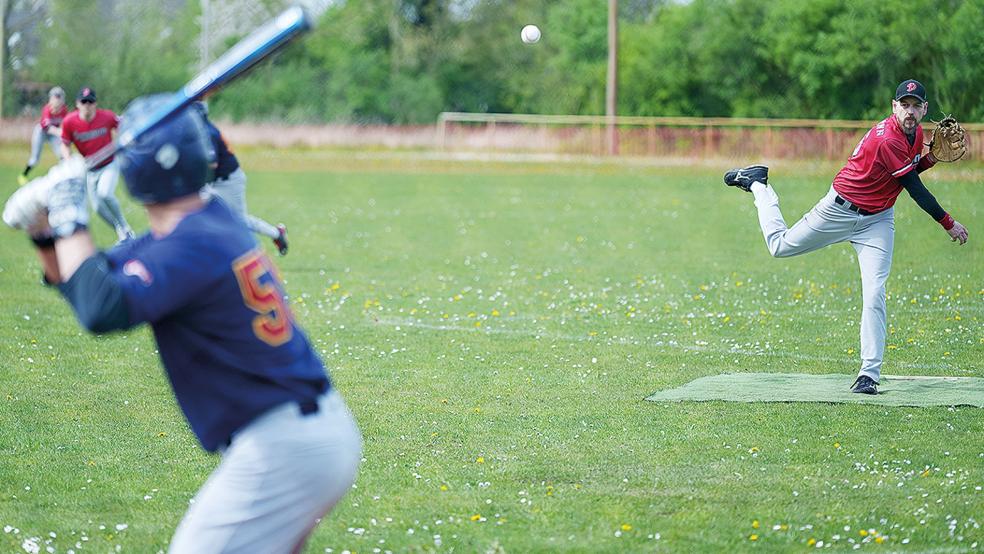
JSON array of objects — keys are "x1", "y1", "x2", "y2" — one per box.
[
  {"x1": 60, "y1": 87, "x2": 134, "y2": 241},
  {"x1": 194, "y1": 102, "x2": 289, "y2": 255},
  {"x1": 11, "y1": 96, "x2": 361, "y2": 552},
  {"x1": 19, "y1": 86, "x2": 68, "y2": 185},
  {"x1": 724, "y1": 79, "x2": 969, "y2": 395}
]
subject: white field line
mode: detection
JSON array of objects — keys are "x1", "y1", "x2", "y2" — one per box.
[{"x1": 372, "y1": 317, "x2": 975, "y2": 372}]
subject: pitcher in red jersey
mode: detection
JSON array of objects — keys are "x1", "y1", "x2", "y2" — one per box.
[{"x1": 724, "y1": 79, "x2": 968, "y2": 395}]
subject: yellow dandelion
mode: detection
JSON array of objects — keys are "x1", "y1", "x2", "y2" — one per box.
[
  {"x1": 440, "y1": 484, "x2": 448, "y2": 491},
  {"x1": 875, "y1": 536, "x2": 885, "y2": 544},
  {"x1": 470, "y1": 514, "x2": 482, "y2": 522},
  {"x1": 476, "y1": 457, "x2": 485, "y2": 464},
  {"x1": 807, "y1": 538, "x2": 816, "y2": 546},
  {"x1": 859, "y1": 529, "x2": 868, "y2": 537},
  {"x1": 752, "y1": 520, "x2": 760, "y2": 529},
  {"x1": 749, "y1": 534, "x2": 758, "y2": 541},
  {"x1": 621, "y1": 524, "x2": 632, "y2": 531},
  {"x1": 834, "y1": 442, "x2": 840, "y2": 449},
  {"x1": 491, "y1": 309, "x2": 500, "y2": 317}
]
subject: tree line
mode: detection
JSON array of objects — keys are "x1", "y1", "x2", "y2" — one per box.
[{"x1": 5, "y1": 0, "x2": 983, "y2": 123}]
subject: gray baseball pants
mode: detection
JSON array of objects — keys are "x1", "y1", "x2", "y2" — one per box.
[
  {"x1": 168, "y1": 389, "x2": 362, "y2": 553},
  {"x1": 28, "y1": 124, "x2": 63, "y2": 167},
  {"x1": 751, "y1": 183, "x2": 894, "y2": 382},
  {"x1": 86, "y1": 160, "x2": 133, "y2": 240},
  {"x1": 203, "y1": 168, "x2": 280, "y2": 239}
]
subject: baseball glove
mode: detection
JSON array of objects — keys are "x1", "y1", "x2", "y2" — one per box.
[{"x1": 928, "y1": 115, "x2": 967, "y2": 163}]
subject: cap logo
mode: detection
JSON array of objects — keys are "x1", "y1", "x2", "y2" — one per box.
[
  {"x1": 155, "y1": 144, "x2": 180, "y2": 170},
  {"x1": 83, "y1": 88, "x2": 91, "y2": 96},
  {"x1": 906, "y1": 82, "x2": 917, "y2": 92}
]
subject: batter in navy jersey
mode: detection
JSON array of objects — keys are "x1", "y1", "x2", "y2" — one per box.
[
  {"x1": 12, "y1": 94, "x2": 361, "y2": 553},
  {"x1": 724, "y1": 79, "x2": 969, "y2": 395}
]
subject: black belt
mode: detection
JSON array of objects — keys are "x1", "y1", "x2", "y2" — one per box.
[
  {"x1": 834, "y1": 195, "x2": 876, "y2": 216},
  {"x1": 299, "y1": 399, "x2": 319, "y2": 415}
]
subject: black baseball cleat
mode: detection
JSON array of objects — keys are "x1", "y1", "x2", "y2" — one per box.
[
  {"x1": 273, "y1": 224, "x2": 289, "y2": 256},
  {"x1": 724, "y1": 165, "x2": 769, "y2": 192},
  {"x1": 850, "y1": 375, "x2": 879, "y2": 395}
]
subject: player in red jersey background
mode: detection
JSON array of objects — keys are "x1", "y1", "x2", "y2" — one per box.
[
  {"x1": 19, "y1": 86, "x2": 68, "y2": 185},
  {"x1": 61, "y1": 87, "x2": 134, "y2": 241}
]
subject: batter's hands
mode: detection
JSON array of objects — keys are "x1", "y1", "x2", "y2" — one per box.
[
  {"x1": 3, "y1": 155, "x2": 86, "y2": 233},
  {"x1": 947, "y1": 221, "x2": 968, "y2": 245},
  {"x1": 47, "y1": 177, "x2": 88, "y2": 238}
]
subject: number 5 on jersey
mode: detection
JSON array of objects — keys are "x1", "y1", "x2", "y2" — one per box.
[{"x1": 233, "y1": 250, "x2": 294, "y2": 346}]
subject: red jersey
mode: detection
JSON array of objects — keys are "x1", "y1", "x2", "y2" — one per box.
[
  {"x1": 62, "y1": 109, "x2": 119, "y2": 167},
  {"x1": 832, "y1": 115, "x2": 930, "y2": 213},
  {"x1": 40, "y1": 104, "x2": 69, "y2": 131}
]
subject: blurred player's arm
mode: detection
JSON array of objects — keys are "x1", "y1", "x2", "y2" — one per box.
[
  {"x1": 60, "y1": 123, "x2": 73, "y2": 159},
  {"x1": 897, "y1": 170, "x2": 968, "y2": 244},
  {"x1": 41, "y1": 174, "x2": 132, "y2": 332},
  {"x1": 31, "y1": 235, "x2": 62, "y2": 284},
  {"x1": 55, "y1": 232, "x2": 131, "y2": 333}
]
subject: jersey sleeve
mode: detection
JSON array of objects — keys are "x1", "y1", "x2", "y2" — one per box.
[
  {"x1": 40, "y1": 106, "x2": 52, "y2": 130},
  {"x1": 60, "y1": 118, "x2": 72, "y2": 144},
  {"x1": 877, "y1": 138, "x2": 918, "y2": 179},
  {"x1": 108, "y1": 241, "x2": 218, "y2": 325}
]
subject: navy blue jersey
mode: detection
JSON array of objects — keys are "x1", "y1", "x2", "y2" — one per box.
[
  {"x1": 204, "y1": 120, "x2": 240, "y2": 180},
  {"x1": 105, "y1": 200, "x2": 328, "y2": 451}
]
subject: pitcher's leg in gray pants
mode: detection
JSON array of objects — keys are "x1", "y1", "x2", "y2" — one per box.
[
  {"x1": 851, "y1": 212, "x2": 894, "y2": 383},
  {"x1": 751, "y1": 183, "x2": 853, "y2": 257}
]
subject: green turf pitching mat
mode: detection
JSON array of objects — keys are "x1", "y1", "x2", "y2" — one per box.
[{"x1": 645, "y1": 373, "x2": 984, "y2": 407}]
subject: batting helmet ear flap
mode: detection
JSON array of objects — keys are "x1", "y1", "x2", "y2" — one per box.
[{"x1": 117, "y1": 94, "x2": 216, "y2": 204}]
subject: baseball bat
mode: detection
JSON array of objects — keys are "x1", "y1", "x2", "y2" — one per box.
[{"x1": 91, "y1": 5, "x2": 312, "y2": 169}]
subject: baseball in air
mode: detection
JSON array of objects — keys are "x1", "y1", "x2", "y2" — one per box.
[{"x1": 521, "y1": 24, "x2": 541, "y2": 44}]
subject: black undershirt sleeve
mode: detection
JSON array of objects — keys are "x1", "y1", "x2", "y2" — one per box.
[
  {"x1": 58, "y1": 253, "x2": 132, "y2": 333},
  {"x1": 897, "y1": 170, "x2": 946, "y2": 221}
]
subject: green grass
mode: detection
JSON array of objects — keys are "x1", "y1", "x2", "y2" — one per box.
[{"x1": 1, "y1": 145, "x2": 982, "y2": 552}]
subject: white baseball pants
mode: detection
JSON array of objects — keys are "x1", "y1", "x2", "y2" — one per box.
[
  {"x1": 28, "y1": 124, "x2": 63, "y2": 167},
  {"x1": 752, "y1": 184, "x2": 894, "y2": 382},
  {"x1": 203, "y1": 168, "x2": 280, "y2": 239},
  {"x1": 168, "y1": 389, "x2": 362, "y2": 554},
  {"x1": 86, "y1": 160, "x2": 132, "y2": 240}
]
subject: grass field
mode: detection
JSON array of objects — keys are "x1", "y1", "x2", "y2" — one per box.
[{"x1": 1, "y1": 145, "x2": 982, "y2": 553}]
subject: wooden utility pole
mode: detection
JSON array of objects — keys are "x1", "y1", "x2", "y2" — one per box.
[{"x1": 605, "y1": 0, "x2": 618, "y2": 155}]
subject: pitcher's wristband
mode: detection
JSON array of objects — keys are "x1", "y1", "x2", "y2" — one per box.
[{"x1": 938, "y1": 213, "x2": 955, "y2": 231}]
